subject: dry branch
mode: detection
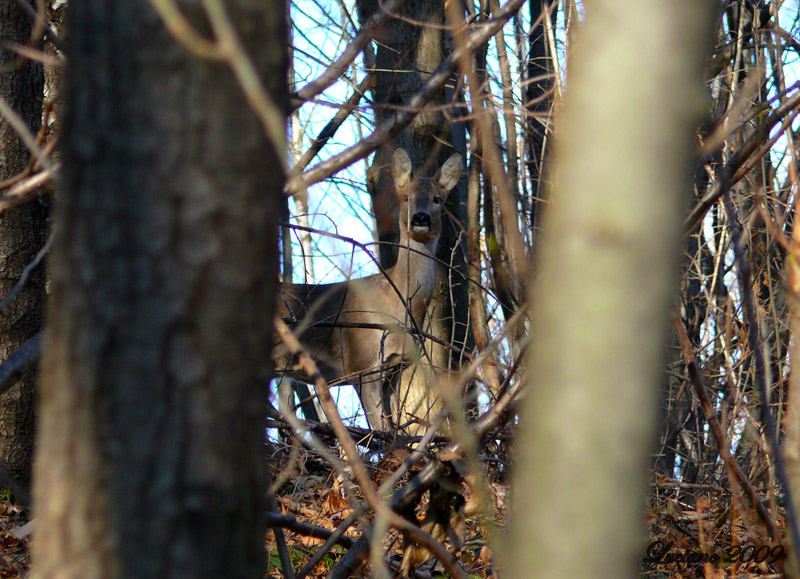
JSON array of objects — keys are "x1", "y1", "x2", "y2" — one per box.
[
  {"x1": 274, "y1": 318, "x2": 467, "y2": 579},
  {"x1": 719, "y1": 159, "x2": 800, "y2": 565},
  {"x1": 672, "y1": 314, "x2": 780, "y2": 539},
  {"x1": 292, "y1": 0, "x2": 406, "y2": 108},
  {"x1": 285, "y1": 0, "x2": 527, "y2": 196}
]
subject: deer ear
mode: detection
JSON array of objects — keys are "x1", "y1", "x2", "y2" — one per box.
[
  {"x1": 436, "y1": 153, "x2": 462, "y2": 192},
  {"x1": 393, "y1": 147, "x2": 412, "y2": 189}
]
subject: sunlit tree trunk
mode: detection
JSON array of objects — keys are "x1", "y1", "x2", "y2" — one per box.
[{"x1": 507, "y1": 1, "x2": 715, "y2": 577}]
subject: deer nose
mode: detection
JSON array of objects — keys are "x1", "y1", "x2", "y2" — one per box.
[{"x1": 410, "y1": 212, "x2": 431, "y2": 229}]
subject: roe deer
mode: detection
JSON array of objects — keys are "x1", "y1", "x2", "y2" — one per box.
[{"x1": 273, "y1": 147, "x2": 462, "y2": 430}]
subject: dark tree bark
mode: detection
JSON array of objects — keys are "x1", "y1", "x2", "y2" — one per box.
[
  {"x1": 0, "y1": 0, "x2": 47, "y2": 494},
  {"x1": 525, "y1": 0, "x2": 553, "y2": 235},
  {"x1": 31, "y1": 1, "x2": 285, "y2": 576}
]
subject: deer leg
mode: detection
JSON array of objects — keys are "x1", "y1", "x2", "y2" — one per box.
[
  {"x1": 356, "y1": 366, "x2": 401, "y2": 432},
  {"x1": 356, "y1": 380, "x2": 384, "y2": 431}
]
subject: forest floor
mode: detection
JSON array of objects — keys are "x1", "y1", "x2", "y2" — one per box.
[
  {"x1": 0, "y1": 453, "x2": 791, "y2": 578},
  {"x1": 643, "y1": 478, "x2": 788, "y2": 579},
  {"x1": 0, "y1": 498, "x2": 27, "y2": 578}
]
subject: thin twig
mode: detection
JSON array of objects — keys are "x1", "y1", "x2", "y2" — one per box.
[
  {"x1": 289, "y1": 74, "x2": 375, "y2": 179},
  {"x1": 11, "y1": 0, "x2": 65, "y2": 51},
  {"x1": 0, "y1": 232, "x2": 52, "y2": 314},
  {"x1": 266, "y1": 511, "x2": 356, "y2": 551},
  {"x1": 4, "y1": 42, "x2": 62, "y2": 67},
  {"x1": 672, "y1": 313, "x2": 779, "y2": 539},
  {"x1": 274, "y1": 320, "x2": 470, "y2": 363},
  {"x1": 280, "y1": 221, "x2": 503, "y2": 304},
  {"x1": 685, "y1": 85, "x2": 800, "y2": 233},
  {"x1": 266, "y1": 468, "x2": 296, "y2": 579},
  {"x1": 449, "y1": 0, "x2": 527, "y2": 288},
  {"x1": 718, "y1": 158, "x2": 800, "y2": 564},
  {"x1": 276, "y1": 222, "x2": 444, "y2": 373},
  {"x1": 265, "y1": 413, "x2": 419, "y2": 450},
  {"x1": 274, "y1": 319, "x2": 467, "y2": 579},
  {"x1": 0, "y1": 168, "x2": 53, "y2": 216},
  {"x1": 0, "y1": 94, "x2": 51, "y2": 172},
  {"x1": 332, "y1": 317, "x2": 529, "y2": 576},
  {"x1": 148, "y1": 0, "x2": 223, "y2": 59},
  {"x1": 465, "y1": 29, "x2": 504, "y2": 396},
  {"x1": 275, "y1": 394, "x2": 362, "y2": 504},
  {"x1": 201, "y1": 0, "x2": 287, "y2": 163},
  {"x1": 0, "y1": 332, "x2": 42, "y2": 398},
  {"x1": 293, "y1": 510, "x2": 360, "y2": 579},
  {"x1": 293, "y1": 0, "x2": 406, "y2": 108}
]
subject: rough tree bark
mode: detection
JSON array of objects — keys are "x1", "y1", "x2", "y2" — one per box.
[
  {"x1": 31, "y1": 0, "x2": 285, "y2": 576},
  {"x1": 0, "y1": 0, "x2": 47, "y2": 494},
  {"x1": 507, "y1": 1, "x2": 715, "y2": 577},
  {"x1": 357, "y1": 0, "x2": 455, "y2": 267}
]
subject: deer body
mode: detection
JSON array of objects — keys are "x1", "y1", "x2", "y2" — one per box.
[{"x1": 274, "y1": 148, "x2": 462, "y2": 429}]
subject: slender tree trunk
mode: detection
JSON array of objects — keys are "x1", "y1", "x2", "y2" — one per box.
[
  {"x1": 31, "y1": 1, "x2": 285, "y2": 576},
  {"x1": 525, "y1": 0, "x2": 552, "y2": 239},
  {"x1": 507, "y1": 1, "x2": 715, "y2": 577},
  {"x1": 0, "y1": 0, "x2": 47, "y2": 494}
]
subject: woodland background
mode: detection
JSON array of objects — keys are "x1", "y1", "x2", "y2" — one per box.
[{"x1": 0, "y1": 0, "x2": 798, "y2": 577}]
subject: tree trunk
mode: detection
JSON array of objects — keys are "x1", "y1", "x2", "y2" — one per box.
[
  {"x1": 31, "y1": 1, "x2": 285, "y2": 576},
  {"x1": 524, "y1": 0, "x2": 552, "y2": 239},
  {"x1": 0, "y1": 0, "x2": 47, "y2": 494},
  {"x1": 507, "y1": 1, "x2": 715, "y2": 576},
  {"x1": 357, "y1": 0, "x2": 455, "y2": 267}
]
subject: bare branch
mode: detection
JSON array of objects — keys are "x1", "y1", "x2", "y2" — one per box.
[
  {"x1": 289, "y1": 74, "x2": 375, "y2": 178},
  {"x1": 11, "y1": 0, "x2": 65, "y2": 51},
  {"x1": 274, "y1": 318, "x2": 467, "y2": 579},
  {"x1": 0, "y1": 168, "x2": 54, "y2": 216},
  {"x1": 0, "y1": 94, "x2": 51, "y2": 172},
  {"x1": 0, "y1": 232, "x2": 52, "y2": 314},
  {"x1": 148, "y1": 0, "x2": 223, "y2": 59},
  {"x1": 293, "y1": 0, "x2": 406, "y2": 108},
  {"x1": 201, "y1": 0, "x2": 287, "y2": 163},
  {"x1": 0, "y1": 332, "x2": 42, "y2": 398},
  {"x1": 719, "y1": 159, "x2": 800, "y2": 565},
  {"x1": 672, "y1": 313, "x2": 780, "y2": 539},
  {"x1": 285, "y1": 0, "x2": 527, "y2": 196}
]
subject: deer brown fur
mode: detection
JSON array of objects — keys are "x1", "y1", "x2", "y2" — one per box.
[{"x1": 273, "y1": 148, "x2": 462, "y2": 430}]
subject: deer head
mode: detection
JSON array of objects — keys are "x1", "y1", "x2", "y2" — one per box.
[{"x1": 392, "y1": 147, "x2": 462, "y2": 246}]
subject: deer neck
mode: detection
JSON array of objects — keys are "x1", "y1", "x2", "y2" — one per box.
[{"x1": 390, "y1": 232, "x2": 439, "y2": 304}]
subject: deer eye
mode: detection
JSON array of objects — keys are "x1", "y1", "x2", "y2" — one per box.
[
  {"x1": 432, "y1": 196, "x2": 441, "y2": 205},
  {"x1": 401, "y1": 194, "x2": 409, "y2": 202}
]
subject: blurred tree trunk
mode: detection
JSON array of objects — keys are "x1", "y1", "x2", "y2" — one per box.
[
  {"x1": 0, "y1": 0, "x2": 47, "y2": 494},
  {"x1": 31, "y1": 0, "x2": 285, "y2": 576},
  {"x1": 507, "y1": 1, "x2": 715, "y2": 577}
]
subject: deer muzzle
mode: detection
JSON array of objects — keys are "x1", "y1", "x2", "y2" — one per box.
[{"x1": 411, "y1": 212, "x2": 432, "y2": 233}]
